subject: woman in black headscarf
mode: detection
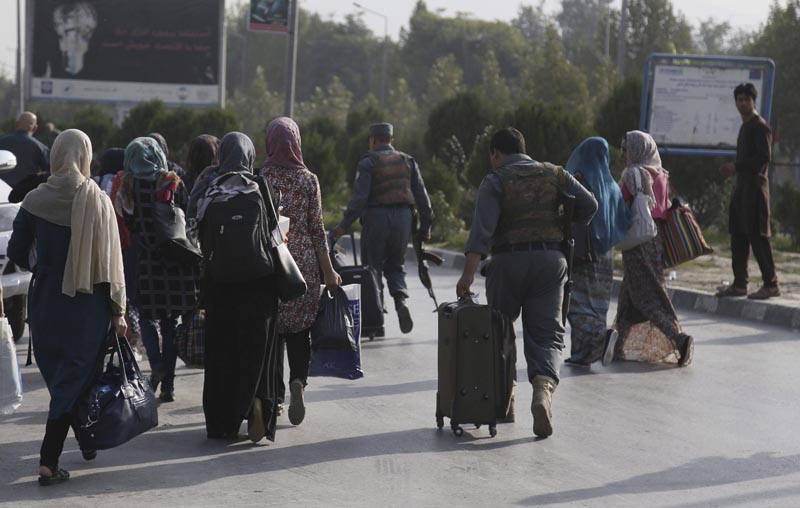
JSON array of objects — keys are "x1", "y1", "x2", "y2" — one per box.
[
  {"x1": 184, "y1": 134, "x2": 219, "y2": 193},
  {"x1": 189, "y1": 132, "x2": 281, "y2": 442}
]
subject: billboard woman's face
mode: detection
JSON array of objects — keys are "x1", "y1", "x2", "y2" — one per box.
[{"x1": 53, "y1": 2, "x2": 98, "y2": 75}]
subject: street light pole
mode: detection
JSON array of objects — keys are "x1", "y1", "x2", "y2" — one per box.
[
  {"x1": 616, "y1": 0, "x2": 629, "y2": 76},
  {"x1": 353, "y1": 2, "x2": 387, "y2": 107},
  {"x1": 283, "y1": 0, "x2": 299, "y2": 117}
]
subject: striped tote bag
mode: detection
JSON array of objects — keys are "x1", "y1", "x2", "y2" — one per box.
[{"x1": 659, "y1": 199, "x2": 713, "y2": 268}]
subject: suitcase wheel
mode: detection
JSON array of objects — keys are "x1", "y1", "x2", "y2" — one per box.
[
  {"x1": 436, "y1": 415, "x2": 444, "y2": 429},
  {"x1": 489, "y1": 425, "x2": 497, "y2": 438},
  {"x1": 451, "y1": 423, "x2": 464, "y2": 437}
]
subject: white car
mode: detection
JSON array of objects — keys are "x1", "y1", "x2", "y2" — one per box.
[{"x1": 0, "y1": 152, "x2": 31, "y2": 341}]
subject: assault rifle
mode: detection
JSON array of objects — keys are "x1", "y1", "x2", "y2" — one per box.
[
  {"x1": 560, "y1": 192, "x2": 576, "y2": 326},
  {"x1": 412, "y1": 212, "x2": 444, "y2": 311}
]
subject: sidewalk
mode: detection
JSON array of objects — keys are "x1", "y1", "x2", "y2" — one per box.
[{"x1": 411, "y1": 242, "x2": 800, "y2": 331}]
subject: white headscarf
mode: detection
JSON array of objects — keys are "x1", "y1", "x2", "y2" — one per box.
[
  {"x1": 620, "y1": 130, "x2": 668, "y2": 208},
  {"x1": 21, "y1": 129, "x2": 126, "y2": 311}
]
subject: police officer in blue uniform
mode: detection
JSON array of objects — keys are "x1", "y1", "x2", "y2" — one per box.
[{"x1": 333, "y1": 123, "x2": 433, "y2": 334}]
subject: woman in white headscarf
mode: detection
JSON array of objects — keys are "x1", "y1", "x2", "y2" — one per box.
[
  {"x1": 611, "y1": 130, "x2": 693, "y2": 367},
  {"x1": 8, "y1": 129, "x2": 127, "y2": 486}
]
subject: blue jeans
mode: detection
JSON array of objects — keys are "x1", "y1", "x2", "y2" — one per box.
[{"x1": 140, "y1": 317, "x2": 178, "y2": 393}]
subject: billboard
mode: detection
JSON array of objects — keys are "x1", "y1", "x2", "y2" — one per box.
[
  {"x1": 248, "y1": 0, "x2": 290, "y2": 32},
  {"x1": 27, "y1": 0, "x2": 224, "y2": 106},
  {"x1": 640, "y1": 54, "x2": 775, "y2": 156}
]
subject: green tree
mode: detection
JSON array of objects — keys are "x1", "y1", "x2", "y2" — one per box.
[
  {"x1": 747, "y1": 1, "x2": 800, "y2": 157},
  {"x1": 300, "y1": 116, "x2": 348, "y2": 205},
  {"x1": 71, "y1": 106, "x2": 117, "y2": 152},
  {"x1": 523, "y1": 25, "x2": 593, "y2": 120},
  {"x1": 423, "y1": 54, "x2": 464, "y2": 113},
  {"x1": 112, "y1": 100, "x2": 165, "y2": 148},
  {"x1": 594, "y1": 75, "x2": 643, "y2": 151},
  {"x1": 506, "y1": 101, "x2": 591, "y2": 166},
  {"x1": 227, "y1": 66, "x2": 283, "y2": 153},
  {"x1": 609, "y1": 0, "x2": 696, "y2": 76},
  {"x1": 295, "y1": 76, "x2": 354, "y2": 128},
  {"x1": 512, "y1": 2, "x2": 550, "y2": 47},
  {"x1": 557, "y1": 0, "x2": 614, "y2": 74},
  {"x1": 694, "y1": 18, "x2": 732, "y2": 54},
  {"x1": 425, "y1": 90, "x2": 499, "y2": 161},
  {"x1": 478, "y1": 50, "x2": 511, "y2": 106}
]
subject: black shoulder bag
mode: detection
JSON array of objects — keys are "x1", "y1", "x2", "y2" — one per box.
[
  {"x1": 73, "y1": 331, "x2": 159, "y2": 450},
  {"x1": 257, "y1": 176, "x2": 307, "y2": 302}
]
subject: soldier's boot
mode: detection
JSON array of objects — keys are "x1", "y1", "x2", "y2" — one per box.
[
  {"x1": 395, "y1": 297, "x2": 413, "y2": 334},
  {"x1": 531, "y1": 375, "x2": 557, "y2": 438}
]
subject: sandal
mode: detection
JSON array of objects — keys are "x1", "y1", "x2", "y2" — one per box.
[{"x1": 38, "y1": 467, "x2": 70, "y2": 486}]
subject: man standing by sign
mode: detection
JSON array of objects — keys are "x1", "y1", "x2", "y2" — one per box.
[
  {"x1": 333, "y1": 123, "x2": 433, "y2": 335},
  {"x1": 717, "y1": 83, "x2": 780, "y2": 300}
]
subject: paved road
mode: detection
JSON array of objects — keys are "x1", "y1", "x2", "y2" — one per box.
[{"x1": 2, "y1": 265, "x2": 800, "y2": 508}]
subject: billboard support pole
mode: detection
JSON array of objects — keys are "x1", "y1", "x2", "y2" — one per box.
[
  {"x1": 283, "y1": 0, "x2": 299, "y2": 117},
  {"x1": 218, "y1": 0, "x2": 226, "y2": 109},
  {"x1": 17, "y1": 0, "x2": 25, "y2": 115}
]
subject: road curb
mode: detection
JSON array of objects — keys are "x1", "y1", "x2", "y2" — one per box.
[{"x1": 407, "y1": 242, "x2": 800, "y2": 331}]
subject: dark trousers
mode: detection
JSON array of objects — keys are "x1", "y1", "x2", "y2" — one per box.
[
  {"x1": 361, "y1": 207, "x2": 413, "y2": 300},
  {"x1": 731, "y1": 233, "x2": 778, "y2": 288},
  {"x1": 39, "y1": 413, "x2": 76, "y2": 470},
  {"x1": 140, "y1": 317, "x2": 178, "y2": 393},
  {"x1": 276, "y1": 328, "x2": 312, "y2": 402},
  {"x1": 486, "y1": 250, "x2": 567, "y2": 383}
]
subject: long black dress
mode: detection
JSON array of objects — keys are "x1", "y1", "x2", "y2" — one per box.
[{"x1": 203, "y1": 277, "x2": 280, "y2": 440}]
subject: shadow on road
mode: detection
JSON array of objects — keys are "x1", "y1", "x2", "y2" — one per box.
[
  {"x1": 3, "y1": 426, "x2": 533, "y2": 500},
  {"x1": 517, "y1": 452, "x2": 800, "y2": 506}
]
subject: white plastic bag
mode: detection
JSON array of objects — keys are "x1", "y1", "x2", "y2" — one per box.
[
  {"x1": 616, "y1": 167, "x2": 658, "y2": 251},
  {"x1": 0, "y1": 317, "x2": 23, "y2": 414}
]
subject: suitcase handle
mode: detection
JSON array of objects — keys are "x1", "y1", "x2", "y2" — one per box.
[{"x1": 328, "y1": 230, "x2": 359, "y2": 266}]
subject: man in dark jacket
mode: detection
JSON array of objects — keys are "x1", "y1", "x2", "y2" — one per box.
[
  {"x1": 717, "y1": 83, "x2": 779, "y2": 300},
  {"x1": 332, "y1": 123, "x2": 434, "y2": 334},
  {"x1": 0, "y1": 112, "x2": 50, "y2": 188},
  {"x1": 457, "y1": 127, "x2": 597, "y2": 438}
]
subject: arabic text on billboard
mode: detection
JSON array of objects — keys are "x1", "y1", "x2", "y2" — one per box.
[
  {"x1": 248, "y1": 0, "x2": 290, "y2": 33},
  {"x1": 29, "y1": 0, "x2": 221, "y2": 105}
]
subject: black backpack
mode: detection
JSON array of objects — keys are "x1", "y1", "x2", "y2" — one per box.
[{"x1": 199, "y1": 172, "x2": 276, "y2": 282}]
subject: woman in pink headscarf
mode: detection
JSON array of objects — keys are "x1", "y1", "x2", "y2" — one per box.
[{"x1": 260, "y1": 117, "x2": 341, "y2": 426}]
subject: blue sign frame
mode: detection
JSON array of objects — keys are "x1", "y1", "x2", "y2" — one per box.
[{"x1": 640, "y1": 53, "x2": 776, "y2": 157}]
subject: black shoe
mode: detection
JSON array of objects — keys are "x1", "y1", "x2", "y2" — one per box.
[
  {"x1": 159, "y1": 391, "x2": 175, "y2": 403},
  {"x1": 601, "y1": 329, "x2": 619, "y2": 366},
  {"x1": 678, "y1": 334, "x2": 694, "y2": 367},
  {"x1": 564, "y1": 357, "x2": 590, "y2": 368},
  {"x1": 149, "y1": 368, "x2": 165, "y2": 393},
  {"x1": 396, "y1": 300, "x2": 413, "y2": 334}
]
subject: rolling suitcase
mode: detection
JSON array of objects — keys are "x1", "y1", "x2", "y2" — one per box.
[
  {"x1": 436, "y1": 298, "x2": 515, "y2": 437},
  {"x1": 330, "y1": 232, "x2": 385, "y2": 339}
]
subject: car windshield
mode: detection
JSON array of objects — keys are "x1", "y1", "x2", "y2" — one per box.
[{"x1": 0, "y1": 204, "x2": 20, "y2": 232}]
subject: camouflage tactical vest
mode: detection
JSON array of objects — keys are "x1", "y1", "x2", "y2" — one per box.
[
  {"x1": 369, "y1": 151, "x2": 414, "y2": 205},
  {"x1": 493, "y1": 162, "x2": 566, "y2": 246}
]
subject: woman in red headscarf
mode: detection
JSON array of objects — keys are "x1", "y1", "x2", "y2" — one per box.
[{"x1": 260, "y1": 117, "x2": 341, "y2": 426}]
